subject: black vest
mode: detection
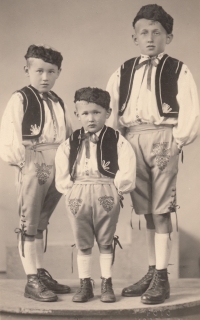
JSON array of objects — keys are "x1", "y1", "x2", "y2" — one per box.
[
  {"x1": 69, "y1": 126, "x2": 119, "y2": 180},
  {"x1": 119, "y1": 54, "x2": 183, "y2": 118},
  {"x1": 17, "y1": 85, "x2": 65, "y2": 139}
]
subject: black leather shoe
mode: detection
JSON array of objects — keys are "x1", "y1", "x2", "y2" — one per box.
[
  {"x1": 24, "y1": 274, "x2": 58, "y2": 302},
  {"x1": 101, "y1": 277, "x2": 116, "y2": 303},
  {"x1": 72, "y1": 278, "x2": 94, "y2": 302},
  {"x1": 122, "y1": 265, "x2": 155, "y2": 297},
  {"x1": 38, "y1": 268, "x2": 70, "y2": 294},
  {"x1": 141, "y1": 268, "x2": 170, "y2": 304}
]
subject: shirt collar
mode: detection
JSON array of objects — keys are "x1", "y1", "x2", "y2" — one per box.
[{"x1": 140, "y1": 52, "x2": 164, "y2": 62}]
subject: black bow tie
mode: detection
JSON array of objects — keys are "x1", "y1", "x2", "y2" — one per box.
[
  {"x1": 78, "y1": 131, "x2": 99, "y2": 144},
  {"x1": 135, "y1": 57, "x2": 160, "y2": 91},
  {"x1": 41, "y1": 91, "x2": 59, "y2": 103}
]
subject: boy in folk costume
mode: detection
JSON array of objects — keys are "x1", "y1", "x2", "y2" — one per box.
[
  {"x1": 106, "y1": 4, "x2": 199, "y2": 304},
  {"x1": 55, "y1": 87, "x2": 136, "y2": 303},
  {"x1": 0, "y1": 45, "x2": 72, "y2": 302}
]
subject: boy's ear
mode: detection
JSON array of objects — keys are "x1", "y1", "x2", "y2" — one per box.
[
  {"x1": 106, "y1": 108, "x2": 112, "y2": 119},
  {"x1": 74, "y1": 110, "x2": 80, "y2": 120},
  {"x1": 57, "y1": 68, "x2": 62, "y2": 78},
  {"x1": 24, "y1": 65, "x2": 29, "y2": 77},
  {"x1": 132, "y1": 34, "x2": 139, "y2": 46},
  {"x1": 166, "y1": 33, "x2": 173, "y2": 44}
]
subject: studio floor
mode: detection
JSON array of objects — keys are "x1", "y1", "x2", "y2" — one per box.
[{"x1": 0, "y1": 279, "x2": 200, "y2": 320}]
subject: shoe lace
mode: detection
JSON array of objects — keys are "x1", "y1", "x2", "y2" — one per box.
[
  {"x1": 101, "y1": 278, "x2": 113, "y2": 293},
  {"x1": 41, "y1": 269, "x2": 57, "y2": 284},
  {"x1": 77, "y1": 278, "x2": 94, "y2": 294},
  {"x1": 134, "y1": 269, "x2": 153, "y2": 285},
  {"x1": 37, "y1": 279, "x2": 50, "y2": 293}
]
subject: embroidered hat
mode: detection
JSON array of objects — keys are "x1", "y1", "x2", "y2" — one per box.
[
  {"x1": 74, "y1": 87, "x2": 110, "y2": 110},
  {"x1": 25, "y1": 44, "x2": 63, "y2": 69},
  {"x1": 133, "y1": 4, "x2": 173, "y2": 34}
]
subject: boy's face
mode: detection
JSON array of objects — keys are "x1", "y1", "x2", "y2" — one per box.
[
  {"x1": 24, "y1": 58, "x2": 61, "y2": 93},
  {"x1": 75, "y1": 102, "x2": 111, "y2": 133},
  {"x1": 133, "y1": 19, "x2": 173, "y2": 56}
]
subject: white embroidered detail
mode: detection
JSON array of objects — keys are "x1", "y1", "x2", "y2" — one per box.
[
  {"x1": 162, "y1": 103, "x2": 172, "y2": 113},
  {"x1": 102, "y1": 160, "x2": 110, "y2": 171},
  {"x1": 30, "y1": 124, "x2": 40, "y2": 135}
]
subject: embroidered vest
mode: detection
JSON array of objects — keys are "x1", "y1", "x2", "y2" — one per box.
[
  {"x1": 17, "y1": 85, "x2": 65, "y2": 139},
  {"x1": 69, "y1": 126, "x2": 119, "y2": 179},
  {"x1": 119, "y1": 54, "x2": 183, "y2": 118}
]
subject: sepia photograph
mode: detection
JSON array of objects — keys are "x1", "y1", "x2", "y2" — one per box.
[{"x1": 0, "y1": 0, "x2": 199, "y2": 319}]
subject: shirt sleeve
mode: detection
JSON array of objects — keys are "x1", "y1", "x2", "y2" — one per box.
[
  {"x1": 173, "y1": 64, "x2": 200, "y2": 148},
  {"x1": 106, "y1": 68, "x2": 126, "y2": 134},
  {"x1": 0, "y1": 92, "x2": 25, "y2": 168},
  {"x1": 55, "y1": 139, "x2": 74, "y2": 194},
  {"x1": 114, "y1": 133, "x2": 136, "y2": 194}
]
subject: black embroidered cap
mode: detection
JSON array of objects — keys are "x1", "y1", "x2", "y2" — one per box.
[
  {"x1": 133, "y1": 4, "x2": 173, "y2": 34},
  {"x1": 74, "y1": 87, "x2": 110, "y2": 110},
  {"x1": 25, "y1": 45, "x2": 63, "y2": 69}
]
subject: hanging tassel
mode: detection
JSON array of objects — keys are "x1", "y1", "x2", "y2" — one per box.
[
  {"x1": 71, "y1": 244, "x2": 76, "y2": 273},
  {"x1": 112, "y1": 235, "x2": 123, "y2": 265},
  {"x1": 130, "y1": 205, "x2": 134, "y2": 229},
  {"x1": 181, "y1": 149, "x2": 184, "y2": 163},
  {"x1": 44, "y1": 227, "x2": 48, "y2": 253}
]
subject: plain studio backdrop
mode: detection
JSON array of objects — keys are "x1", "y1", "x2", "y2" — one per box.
[{"x1": 0, "y1": 0, "x2": 200, "y2": 281}]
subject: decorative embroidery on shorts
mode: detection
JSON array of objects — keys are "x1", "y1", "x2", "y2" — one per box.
[
  {"x1": 68, "y1": 199, "x2": 82, "y2": 215},
  {"x1": 98, "y1": 195, "x2": 114, "y2": 212},
  {"x1": 168, "y1": 188, "x2": 179, "y2": 212},
  {"x1": 152, "y1": 142, "x2": 170, "y2": 171},
  {"x1": 35, "y1": 163, "x2": 53, "y2": 185}
]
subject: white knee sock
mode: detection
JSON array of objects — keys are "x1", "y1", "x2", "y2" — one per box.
[
  {"x1": 146, "y1": 229, "x2": 156, "y2": 266},
  {"x1": 19, "y1": 240, "x2": 37, "y2": 275},
  {"x1": 35, "y1": 238, "x2": 44, "y2": 269},
  {"x1": 100, "y1": 253, "x2": 113, "y2": 279},
  {"x1": 77, "y1": 254, "x2": 92, "y2": 279},
  {"x1": 155, "y1": 232, "x2": 173, "y2": 270}
]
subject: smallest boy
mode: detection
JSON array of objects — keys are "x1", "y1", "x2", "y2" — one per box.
[
  {"x1": 55, "y1": 87, "x2": 136, "y2": 303},
  {"x1": 0, "y1": 45, "x2": 72, "y2": 302}
]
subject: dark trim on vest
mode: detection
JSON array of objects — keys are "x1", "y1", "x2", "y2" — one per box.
[
  {"x1": 69, "y1": 126, "x2": 119, "y2": 180},
  {"x1": 119, "y1": 54, "x2": 183, "y2": 118},
  {"x1": 119, "y1": 57, "x2": 140, "y2": 116},
  {"x1": 155, "y1": 55, "x2": 183, "y2": 118},
  {"x1": 18, "y1": 85, "x2": 45, "y2": 139},
  {"x1": 97, "y1": 126, "x2": 119, "y2": 178},
  {"x1": 18, "y1": 85, "x2": 65, "y2": 140}
]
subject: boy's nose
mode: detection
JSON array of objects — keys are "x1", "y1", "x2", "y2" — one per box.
[
  {"x1": 42, "y1": 73, "x2": 48, "y2": 80},
  {"x1": 88, "y1": 114, "x2": 94, "y2": 121},
  {"x1": 147, "y1": 33, "x2": 154, "y2": 42}
]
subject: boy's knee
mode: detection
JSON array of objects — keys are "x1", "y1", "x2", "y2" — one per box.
[
  {"x1": 145, "y1": 214, "x2": 155, "y2": 229},
  {"x1": 98, "y1": 244, "x2": 113, "y2": 254},
  {"x1": 153, "y1": 213, "x2": 172, "y2": 233},
  {"x1": 78, "y1": 248, "x2": 92, "y2": 255},
  {"x1": 35, "y1": 230, "x2": 43, "y2": 239},
  {"x1": 24, "y1": 234, "x2": 35, "y2": 241}
]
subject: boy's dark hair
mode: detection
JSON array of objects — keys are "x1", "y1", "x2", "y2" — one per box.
[
  {"x1": 133, "y1": 4, "x2": 173, "y2": 34},
  {"x1": 74, "y1": 87, "x2": 110, "y2": 110},
  {"x1": 25, "y1": 45, "x2": 63, "y2": 69}
]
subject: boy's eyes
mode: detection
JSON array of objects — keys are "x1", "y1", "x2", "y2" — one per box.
[{"x1": 82, "y1": 111, "x2": 100, "y2": 115}]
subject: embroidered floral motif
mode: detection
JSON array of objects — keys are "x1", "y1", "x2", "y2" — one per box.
[
  {"x1": 68, "y1": 199, "x2": 82, "y2": 215},
  {"x1": 102, "y1": 160, "x2": 110, "y2": 171},
  {"x1": 35, "y1": 163, "x2": 53, "y2": 185},
  {"x1": 30, "y1": 124, "x2": 40, "y2": 135},
  {"x1": 162, "y1": 103, "x2": 172, "y2": 113},
  {"x1": 152, "y1": 142, "x2": 170, "y2": 171},
  {"x1": 98, "y1": 195, "x2": 114, "y2": 212},
  {"x1": 168, "y1": 189, "x2": 180, "y2": 212}
]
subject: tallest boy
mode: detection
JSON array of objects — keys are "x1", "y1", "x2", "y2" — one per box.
[{"x1": 106, "y1": 4, "x2": 199, "y2": 304}]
